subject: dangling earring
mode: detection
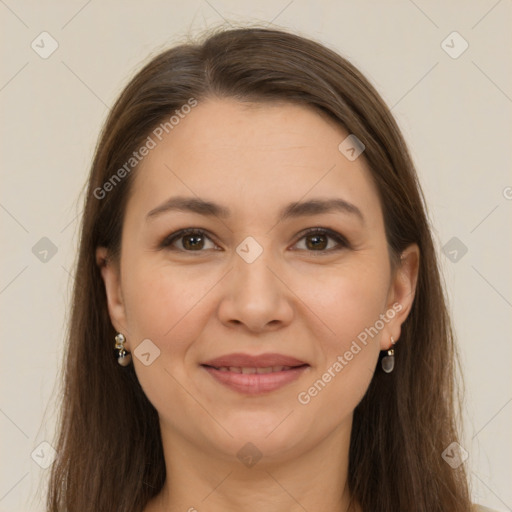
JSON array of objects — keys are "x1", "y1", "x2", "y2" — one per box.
[
  {"x1": 115, "y1": 333, "x2": 132, "y2": 366},
  {"x1": 381, "y1": 336, "x2": 396, "y2": 373}
]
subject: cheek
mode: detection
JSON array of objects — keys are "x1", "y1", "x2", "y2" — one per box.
[
  {"x1": 120, "y1": 263, "x2": 218, "y2": 423},
  {"x1": 306, "y1": 260, "x2": 391, "y2": 346},
  {"x1": 302, "y1": 261, "x2": 389, "y2": 399},
  {"x1": 122, "y1": 262, "x2": 215, "y2": 346},
  {"x1": 294, "y1": 269, "x2": 388, "y2": 428}
]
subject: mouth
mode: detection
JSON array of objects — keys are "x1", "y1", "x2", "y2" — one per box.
[
  {"x1": 200, "y1": 353, "x2": 310, "y2": 395},
  {"x1": 203, "y1": 365, "x2": 307, "y2": 374}
]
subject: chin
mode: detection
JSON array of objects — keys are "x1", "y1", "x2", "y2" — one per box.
[{"x1": 209, "y1": 415, "x2": 312, "y2": 462}]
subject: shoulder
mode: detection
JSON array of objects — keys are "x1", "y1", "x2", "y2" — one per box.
[{"x1": 472, "y1": 504, "x2": 500, "y2": 512}]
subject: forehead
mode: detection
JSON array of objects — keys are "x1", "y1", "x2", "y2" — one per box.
[
  {"x1": 125, "y1": 98, "x2": 382, "y2": 228},
  {"x1": 153, "y1": 98, "x2": 349, "y2": 169}
]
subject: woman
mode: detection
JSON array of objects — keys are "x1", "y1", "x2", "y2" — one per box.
[{"x1": 47, "y1": 26, "x2": 491, "y2": 511}]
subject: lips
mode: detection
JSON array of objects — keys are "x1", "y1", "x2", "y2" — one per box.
[{"x1": 201, "y1": 353, "x2": 309, "y2": 394}]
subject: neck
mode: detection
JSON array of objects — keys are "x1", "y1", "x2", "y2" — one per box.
[{"x1": 146, "y1": 418, "x2": 360, "y2": 512}]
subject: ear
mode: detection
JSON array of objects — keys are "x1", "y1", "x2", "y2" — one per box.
[
  {"x1": 380, "y1": 243, "x2": 420, "y2": 351},
  {"x1": 96, "y1": 247, "x2": 129, "y2": 345}
]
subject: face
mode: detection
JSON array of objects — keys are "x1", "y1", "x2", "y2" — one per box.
[{"x1": 98, "y1": 98, "x2": 418, "y2": 466}]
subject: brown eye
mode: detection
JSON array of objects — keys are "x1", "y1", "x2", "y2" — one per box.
[
  {"x1": 159, "y1": 227, "x2": 349, "y2": 254},
  {"x1": 293, "y1": 228, "x2": 349, "y2": 252},
  {"x1": 160, "y1": 229, "x2": 217, "y2": 252},
  {"x1": 305, "y1": 233, "x2": 329, "y2": 250},
  {"x1": 182, "y1": 233, "x2": 205, "y2": 250}
]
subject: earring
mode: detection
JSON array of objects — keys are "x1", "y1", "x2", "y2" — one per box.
[
  {"x1": 115, "y1": 333, "x2": 132, "y2": 366},
  {"x1": 381, "y1": 336, "x2": 396, "y2": 373}
]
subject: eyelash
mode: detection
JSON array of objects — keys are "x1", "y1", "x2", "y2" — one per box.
[{"x1": 158, "y1": 227, "x2": 350, "y2": 254}]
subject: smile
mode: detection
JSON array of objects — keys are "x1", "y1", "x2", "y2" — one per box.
[
  {"x1": 201, "y1": 364, "x2": 309, "y2": 394},
  {"x1": 209, "y1": 365, "x2": 297, "y2": 374}
]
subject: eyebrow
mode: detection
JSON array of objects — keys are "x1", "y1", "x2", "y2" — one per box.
[{"x1": 146, "y1": 196, "x2": 364, "y2": 224}]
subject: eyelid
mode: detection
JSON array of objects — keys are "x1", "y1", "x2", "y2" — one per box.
[{"x1": 159, "y1": 227, "x2": 350, "y2": 253}]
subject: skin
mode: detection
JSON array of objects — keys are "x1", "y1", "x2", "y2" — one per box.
[{"x1": 97, "y1": 98, "x2": 419, "y2": 512}]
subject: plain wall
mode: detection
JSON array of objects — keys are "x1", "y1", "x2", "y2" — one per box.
[{"x1": 1, "y1": 1, "x2": 511, "y2": 510}]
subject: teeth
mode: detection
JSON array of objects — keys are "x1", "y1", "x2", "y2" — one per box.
[
  {"x1": 214, "y1": 366, "x2": 293, "y2": 373},
  {"x1": 256, "y1": 367, "x2": 273, "y2": 374}
]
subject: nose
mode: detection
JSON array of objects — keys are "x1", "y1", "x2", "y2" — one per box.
[{"x1": 217, "y1": 243, "x2": 294, "y2": 333}]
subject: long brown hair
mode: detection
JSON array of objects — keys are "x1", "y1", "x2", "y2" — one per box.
[{"x1": 47, "y1": 26, "x2": 472, "y2": 511}]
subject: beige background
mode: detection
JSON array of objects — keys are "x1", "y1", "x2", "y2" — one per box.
[{"x1": 1, "y1": 1, "x2": 511, "y2": 510}]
